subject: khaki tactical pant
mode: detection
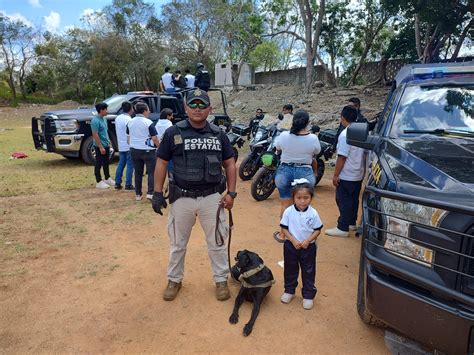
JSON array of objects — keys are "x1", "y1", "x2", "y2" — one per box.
[{"x1": 167, "y1": 192, "x2": 229, "y2": 283}]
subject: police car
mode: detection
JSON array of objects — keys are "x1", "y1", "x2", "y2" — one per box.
[{"x1": 347, "y1": 61, "x2": 474, "y2": 354}]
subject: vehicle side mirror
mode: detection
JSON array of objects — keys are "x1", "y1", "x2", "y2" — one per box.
[
  {"x1": 347, "y1": 122, "x2": 378, "y2": 151},
  {"x1": 311, "y1": 125, "x2": 320, "y2": 134}
]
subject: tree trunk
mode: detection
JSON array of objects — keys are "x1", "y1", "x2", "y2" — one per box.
[
  {"x1": 414, "y1": 14, "x2": 423, "y2": 59},
  {"x1": 231, "y1": 61, "x2": 241, "y2": 91},
  {"x1": 315, "y1": 52, "x2": 337, "y2": 87},
  {"x1": 452, "y1": 18, "x2": 473, "y2": 60},
  {"x1": 347, "y1": 37, "x2": 372, "y2": 87}
]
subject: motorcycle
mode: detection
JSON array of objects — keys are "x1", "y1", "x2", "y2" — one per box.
[
  {"x1": 207, "y1": 116, "x2": 247, "y2": 162},
  {"x1": 238, "y1": 122, "x2": 278, "y2": 180},
  {"x1": 250, "y1": 130, "x2": 334, "y2": 201}
]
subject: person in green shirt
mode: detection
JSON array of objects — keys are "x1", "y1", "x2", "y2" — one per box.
[{"x1": 91, "y1": 102, "x2": 115, "y2": 189}]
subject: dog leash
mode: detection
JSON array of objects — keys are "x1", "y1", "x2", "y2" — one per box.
[{"x1": 215, "y1": 203, "x2": 234, "y2": 274}]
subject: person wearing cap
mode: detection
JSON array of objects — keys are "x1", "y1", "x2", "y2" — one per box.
[
  {"x1": 249, "y1": 108, "x2": 265, "y2": 137},
  {"x1": 151, "y1": 88, "x2": 237, "y2": 303},
  {"x1": 332, "y1": 97, "x2": 376, "y2": 150},
  {"x1": 277, "y1": 104, "x2": 294, "y2": 131}
]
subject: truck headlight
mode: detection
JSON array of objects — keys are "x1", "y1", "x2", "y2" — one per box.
[
  {"x1": 381, "y1": 197, "x2": 447, "y2": 226},
  {"x1": 382, "y1": 208, "x2": 435, "y2": 267},
  {"x1": 55, "y1": 119, "x2": 79, "y2": 133}
]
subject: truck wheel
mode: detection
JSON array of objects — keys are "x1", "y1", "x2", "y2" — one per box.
[
  {"x1": 80, "y1": 136, "x2": 95, "y2": 165},
  {"x1": 357, "y1": 246, "x2": 386, "y2": 327}
]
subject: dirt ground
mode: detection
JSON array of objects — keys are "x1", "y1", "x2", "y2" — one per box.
[
  {"x1": 0, "y1": 91, "x2": 390, "y2": 353},
  {"x1": 0, "y1": 176, "x2": 387, "y2": 353}
]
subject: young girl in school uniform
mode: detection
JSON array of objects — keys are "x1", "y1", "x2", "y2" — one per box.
[{"x1": 279, "y1": 178, "x2": 323, "y2": 310}]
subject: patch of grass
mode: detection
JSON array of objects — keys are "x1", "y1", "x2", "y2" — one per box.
[{"x1": 0, "y1": 116, "x2": 119, "y2": 196}]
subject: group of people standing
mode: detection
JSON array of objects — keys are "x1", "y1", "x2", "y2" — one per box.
[
  {"x1": 92, "y1": 84, "x2": 372, "y2": 312},
  {"x1": 91, "y1": 101, "x2": 173, "y2": 201},
  {"x1": 160, "y1": 64, "x2": 211, "y2": 93}
]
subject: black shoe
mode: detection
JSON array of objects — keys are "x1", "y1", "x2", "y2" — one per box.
[
  {"x1": 124, "y1": 185, "x2": 134, "y2": 191},
  {"x1": 114, "y1": 184, "x2": 123, "y2": 190}
]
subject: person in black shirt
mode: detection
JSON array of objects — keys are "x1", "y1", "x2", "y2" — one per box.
[{"x1": 151, "y1": 88, "x2": 237, "y2": 303}]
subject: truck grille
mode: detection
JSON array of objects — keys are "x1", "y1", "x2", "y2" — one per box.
[
  {"x1": 462, "y1": 229, "x2": 474, "y2": 296},
  {"x1": 40, "y1": 116, "x2": 57, "y2": 134}
]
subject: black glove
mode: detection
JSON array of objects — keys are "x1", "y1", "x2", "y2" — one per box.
[{"x1": 151, "y1": 192, "x2": 167, "y2": 215}]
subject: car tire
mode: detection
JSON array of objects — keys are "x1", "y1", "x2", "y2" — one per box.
[
  {"x1": 357, "y1": 241, "x2": 386, "y2": 328},
  {"x1": 80, "y1": 136, "x2": 116, "y2": 165},
  {"x1": 80, "y1": 136, "x2": 95, "y2": 165}
]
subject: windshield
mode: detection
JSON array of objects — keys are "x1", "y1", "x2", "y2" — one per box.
[
  {"x1": 103, "y1": 95, "x2": 128, "y2": 114},
  {"x1": 389, "y1": 85, "x2": 473, "y2": 138}
]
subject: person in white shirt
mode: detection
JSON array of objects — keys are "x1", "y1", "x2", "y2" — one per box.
[
  {"x1": 184, "y1": 68, "x2": 195, "y2": 88},
  {"x1": 273, "y1": 110, "x2": 321, "y2": 242},
  {"x1": 160, "y1": 66, "x2": 175, "y2": 93},
  {"x1": 326, "y1": 106, "x2": 366, "y2": 238},
  {"x1": 127, "y1": 102, "x2": 160, "y2": 201},
  {"x1": 279, "y1": 179, "x2": 323, "y2": 310},
  {"x1": 114, "y1": 101, "x2": 134, "y2": 191}
]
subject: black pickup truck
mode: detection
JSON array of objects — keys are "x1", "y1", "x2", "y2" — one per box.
[
  {"x1": 347, "y1": 61, "x2": 474, "y2": 354},
  {"x1": 32, "y1": 88, "x2": 235, "y2": 165}
]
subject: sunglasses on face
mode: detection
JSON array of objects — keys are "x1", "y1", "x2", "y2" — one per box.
[{"x1": 188, "y1": 102, "x2": 209, "y2": 109}]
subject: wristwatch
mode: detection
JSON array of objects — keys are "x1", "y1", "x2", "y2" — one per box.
[{"x1": 227, "y1": 191, "x2": 237, "y2": 198}]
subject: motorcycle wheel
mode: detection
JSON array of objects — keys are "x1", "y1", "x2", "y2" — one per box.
[
  {"x1": 238, "y1": 155, "x2": 260, "y2": 181},
  {"x1": 315, "y1": 158, "x2": 325, "y2": 186},
  {"x1": 251, "y1": 168, "x2": 276, "y2": 201}
]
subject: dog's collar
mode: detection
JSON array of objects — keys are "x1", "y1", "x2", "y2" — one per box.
[
  {"x1": 241, "y1": 279, "x2": 275, "y2": 288},
  {"x1": 240, "y1": 264, "x2": 264, "y2": 278}
]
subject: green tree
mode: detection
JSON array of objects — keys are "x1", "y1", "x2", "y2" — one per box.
[{"x1": 249, "y1": 40, "x2": 281, "y2": 71}]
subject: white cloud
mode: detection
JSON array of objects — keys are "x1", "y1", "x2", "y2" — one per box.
[
  {"x1": 0, "y1": 11, "x2": 33, "y2": 27},
  {"x1": 81, "y1": 8, "x2": 96, "y2": 18},
  {"x1": 44, "y1": 11, "x2": 60, "y2": 33},
  {"x1": 28, "y1": 0, "x2": 41, "y2": 8}
]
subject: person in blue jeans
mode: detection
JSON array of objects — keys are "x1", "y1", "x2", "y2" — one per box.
[
  {"x1": 273, "y1": 110, "x2": 321, "y2": 242},
  {"x1": 114, "y1": 101, "x2": 134, "y2": 191}
]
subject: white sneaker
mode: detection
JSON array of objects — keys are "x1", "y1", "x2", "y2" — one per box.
[
  {"x1": 104, "y1": 177, "x2": 115, "y2": 186},
  {"x1": 96, "y1": 180, "x2": 110, "y2": 189},
  {"x1": 349, "y1": 225, "x2": 358, "y2": 231},
  {"x1": 146, "y1": 194, "x2": 153, "y2": 200},
  {"x1": 302, "y1": 299, "x2": 314, "y2": 310},
  {"x1": 136, "y1": 194, "x2": 142, "y2": 201},
  {"x1": 280, "y1": 293, "x2": 295, "y2": 304},
  {"x1": 325, "y1": 227, "x2": 349, "y2": 237}
]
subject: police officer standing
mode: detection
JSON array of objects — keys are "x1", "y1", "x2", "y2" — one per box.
[{"x1": 151, "y1": 88, "x2": 237, "y2": 302}]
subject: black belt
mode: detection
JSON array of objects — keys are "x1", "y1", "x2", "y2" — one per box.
[
  {"x1": 173, "y1": 184, "x2": 220, "y2": 199},
  {"x1": 281, "y1": 162, "x2": 311, "y2": 167}
]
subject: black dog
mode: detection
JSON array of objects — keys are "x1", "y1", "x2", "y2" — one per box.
[{"x1": 229, "y1": 250, "x2": 275, "y2": 336}]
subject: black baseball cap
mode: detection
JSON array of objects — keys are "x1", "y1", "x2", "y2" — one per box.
[{"x1": 186, "y1": 88, "x2": 210, "y2": 105}]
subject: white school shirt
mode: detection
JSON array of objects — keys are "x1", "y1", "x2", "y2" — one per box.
[
  {"x1": 155, "y1": 119, "x2": 173, "y2": 140},
  {"x1": 114, "y1": 113, "x2": 132, "y2": 152},
  {"x1": 280, "y1": 205, "x2": 323, "y2": 243},
  {"x1": 161, "y1": 72, "x2": 173, "y2": 90},
  {"x1": 128, "y1": 115, "x2": 156, "y2": 150},
  {"x1": 275, "y1": 131, "x2": 321, "y2": 165},
  {"x1": 185, "y1": 74, "x2": 195, "y2": 88},
  {"x1": 337, "y1": 127, "x2": 366, "y2": 181}
]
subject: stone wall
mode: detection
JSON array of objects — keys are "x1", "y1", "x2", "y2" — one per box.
[{"x1": 254, "y1": 59, "x2": 408, "y2": 86}]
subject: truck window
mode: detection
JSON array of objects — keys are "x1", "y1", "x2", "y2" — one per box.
[
  {"x1": 389, "y1": 85, "x2": 474, "y2": 138},
  {"x1": 160, "y1": 98, "x2": 178, "y2": 115}
]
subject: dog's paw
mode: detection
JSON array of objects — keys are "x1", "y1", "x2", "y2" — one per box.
[
  {"x1": 243, "y1": 323, "x2": 253, "y2": 336},
  {"x1": 229, "y1": 313, "x2": 239, "y2": 324}
]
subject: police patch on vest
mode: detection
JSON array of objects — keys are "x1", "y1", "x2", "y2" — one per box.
[
  {"x1": 174, "y1": 135, "x2": 183, "y2": 145},
  {"x1": 184, "y1": 137, "x2": 221, "y2": 151}
]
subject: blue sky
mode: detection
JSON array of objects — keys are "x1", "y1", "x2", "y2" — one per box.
[{"x1": 0, "y1": 0, "x2": 167, "y2": 31}]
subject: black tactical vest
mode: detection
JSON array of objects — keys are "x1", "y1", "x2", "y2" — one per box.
[{"x1": 173, "y1": 120, "x2": 224, "y2": 186}]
